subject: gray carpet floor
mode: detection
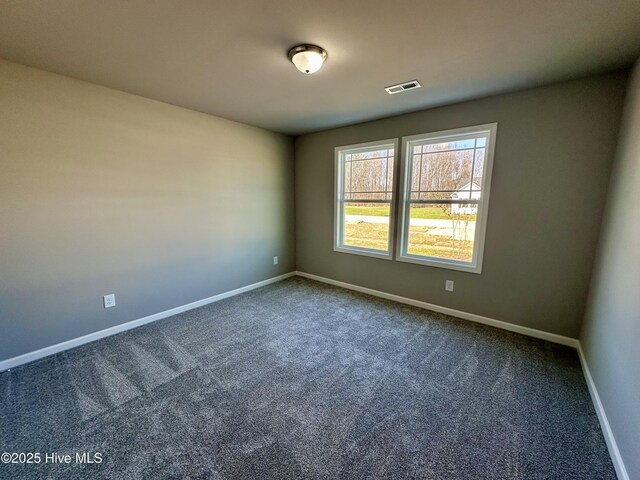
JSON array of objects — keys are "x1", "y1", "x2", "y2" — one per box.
[{"x1": 1, "y1": 277, "x2": 615, "y2": 479}]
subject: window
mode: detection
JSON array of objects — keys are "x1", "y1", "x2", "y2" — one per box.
[
  {"x1": 396, "y1": 124, "x2": 497, "y2": 273},
  {"x1": 334, "y1": 139, "x2": 398, "y2": 259}
]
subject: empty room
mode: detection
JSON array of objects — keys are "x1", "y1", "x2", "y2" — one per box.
[{"x1": 1, "y1": 1, "x2": 639, "y2": 478}]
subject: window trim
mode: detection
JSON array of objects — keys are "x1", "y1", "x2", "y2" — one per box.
[
  {"x1": 395, "y1": 123, "x2": 498, "y2": 274},
  {"x1": 334, "y1": 138, "x2": 399, "y2": 260}
]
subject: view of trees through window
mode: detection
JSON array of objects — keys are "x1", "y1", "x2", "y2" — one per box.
[
  {"x1": 404, "y1": 136, "x2": 486, "y2": 262},
  {"x1": 341, "y1": 147, "x2": 394, "y2": 252},
  {"x1": 341, "y1": 136, "x2": 487, "y2": 262}
]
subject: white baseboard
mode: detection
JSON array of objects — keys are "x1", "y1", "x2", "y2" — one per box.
[
  {"x1": 0, "y1": 272, "x2": 296, "y2": 373},
  {"x1": 576, "y1": 344, "x2": 629, "y2": 480},
  {"x1": 295, "y1": 271, "x2": 579, "y2": 348}
]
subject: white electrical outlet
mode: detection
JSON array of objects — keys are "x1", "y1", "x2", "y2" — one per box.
[
  {"x1": 273, "y1": 256, "x2": 279, "y2": 265},
  {"x1": 445, "y1": 280, "x2": 454, "y2": 292},
  {"x1": 103, "y1": 294, "x2": 116, "y2": 308}
]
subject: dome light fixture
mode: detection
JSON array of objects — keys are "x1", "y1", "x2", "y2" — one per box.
[{"x1": 288, "y1": 44, "x2": 327, "y2": 74}]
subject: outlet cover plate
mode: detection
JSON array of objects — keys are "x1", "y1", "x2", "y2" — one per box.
[{"x1": 103, "y1": 294, "x2": 116, "y2": 308}]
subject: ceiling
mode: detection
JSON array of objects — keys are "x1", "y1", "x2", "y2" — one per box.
[{"x1": 1, "y1": 0, "x2": 640, "y2": 135}]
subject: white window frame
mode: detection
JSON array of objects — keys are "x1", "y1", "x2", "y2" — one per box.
[
  {"x1": 396, "y1": 123, "x2": 497, "y2": 274},
  {"x1": 334, "y1": 139, "x2": 399, "y2": 260}
]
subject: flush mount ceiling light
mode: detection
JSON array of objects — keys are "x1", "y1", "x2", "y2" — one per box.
[{"x1": 288, "y1": 44, "x2": 327, "y2": 74}]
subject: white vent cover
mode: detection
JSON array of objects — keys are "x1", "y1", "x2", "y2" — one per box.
[{"x1": 385, "y1": 80, "x2": 421, "y2": 95}]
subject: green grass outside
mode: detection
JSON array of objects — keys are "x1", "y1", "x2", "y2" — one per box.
[
  {"x1": 344, "y1": 221, "x2": 474, "y2": 261},
  {"x1": 346, "y1": 205, "x2": 458, "y2": 220}
]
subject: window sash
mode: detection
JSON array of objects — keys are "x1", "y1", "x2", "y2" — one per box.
[
  {"x1": 334, "y1": 139, "x2": 398, "y2": 260},
  {"x1": 409, "y1": 133, "x2": 488, "y2": 198},
  {"x1": 396, "y1": 124, "x2": 497, "y2": 273}
]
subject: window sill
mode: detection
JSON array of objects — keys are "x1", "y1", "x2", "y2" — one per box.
[
  {"x1": 396, "y1": 254, "x2": 482, "y2": 274},
  {"x1": 334, "y1": 245, "x2": 393, "y2": 260}
]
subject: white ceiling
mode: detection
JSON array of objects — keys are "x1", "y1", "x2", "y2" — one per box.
[{"x1": 1, "y1": 0, "x2": 639, "y2": 135}]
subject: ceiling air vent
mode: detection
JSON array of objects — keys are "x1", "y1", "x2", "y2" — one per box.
[{"x1": 385, "y1": 80, "x2": 421, "y2": 95}]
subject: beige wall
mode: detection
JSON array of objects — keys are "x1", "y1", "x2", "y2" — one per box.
[
  {"x1": 581, "y1": 61, "x2": 640, "y2": 479},
  {"x1": 0, "y1": 60, "x2": 295, "y2": 361},
  {"x1": 295, "y1": 71, "x2": 628, "y2": 338}
]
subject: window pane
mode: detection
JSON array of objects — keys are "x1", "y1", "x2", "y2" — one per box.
[
  {"x1": 411, "y1": 155, "x2": 421, "y2": 191},
  {"x1": 406, "y1": 203, "x2": 477, "y2": 262},
  {"x1": 472, "y1": 148, "x2": 486, "y2": 186},
  {"x1": 411, "y1": 191, "x2": 457, "y2": 201},
  {"x1": 344, "y1": 161, "x2": 351, "y2": 193},
  {"x1": 344, "y1": 202, "x2": 390, "y2": 251},
  {"x1": 414, "y1": 150, "x2": 474, "y2": 192},
  {"x1": 345, "y1": 191, "x2": 391, "y2": 201},
  {"x1": 344, "y1": 152, "x2": 394, "y2": 201},
  {"x1": 421, "y1": 138, "x2": 477, "y2": 153},
  {"x1": 451, "y1": 189, "x2": 482, "y2": 202},
  {"x1": 351, "y1": 149, "x2": 388, "y2": 160}
]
